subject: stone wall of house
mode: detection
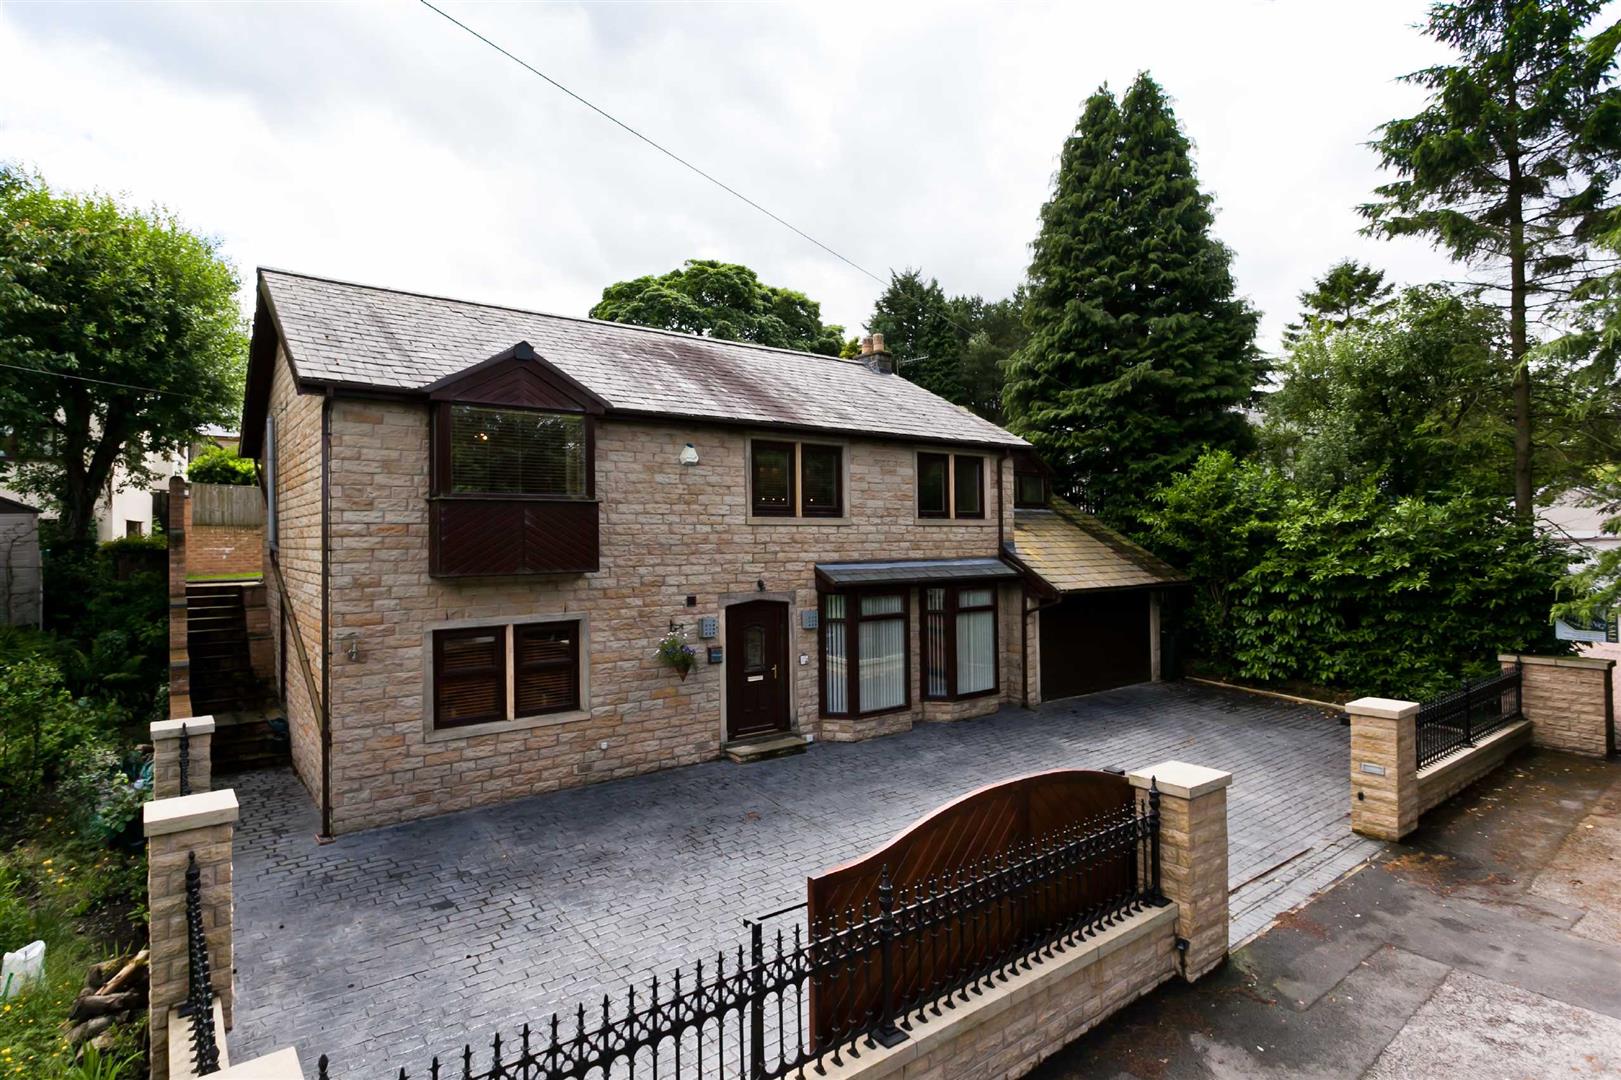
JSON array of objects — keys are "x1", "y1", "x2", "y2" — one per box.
[
  {"x1": 319, "y1": 396, "x2": 1027, "y2": 833},
  {"x1": 264, "y1": 348, "x2": 326, "y2": 809}
]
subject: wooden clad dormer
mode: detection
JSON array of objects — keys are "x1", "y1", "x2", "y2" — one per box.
[{"x1": 426, "y1": 341, "x2": 605, "y2": 577}]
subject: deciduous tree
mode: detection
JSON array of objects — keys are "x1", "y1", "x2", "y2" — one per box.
[
  {"x1": 0, "y1": 169, "x2": 244, "y2": 546},
  {"x1": 590, "y1": 259, "x2": 844, "y2": 356}
]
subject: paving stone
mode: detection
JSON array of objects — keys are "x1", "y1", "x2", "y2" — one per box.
[{"x1": 228, "y1": 682, "x2": 1375, "y2": 1077}]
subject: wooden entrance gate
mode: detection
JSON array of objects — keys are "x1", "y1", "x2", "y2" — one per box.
[{"x1": 806, "y1": 768, "x2": 1137, "y2": 1045}]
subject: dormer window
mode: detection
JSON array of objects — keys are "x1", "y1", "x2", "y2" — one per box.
[
  {"x1": 427, "y1": 341, "x2": 604, "y2": 577},
  {"x1": 448, "y1": 405, "x2": 587, "y2": 497}
]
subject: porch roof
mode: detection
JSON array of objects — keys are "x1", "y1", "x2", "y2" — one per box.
[{"x1": 814, "y1": 557, "x2": 1021, "y2": 590}]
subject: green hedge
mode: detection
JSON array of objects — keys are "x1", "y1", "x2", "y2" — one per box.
[
  {"x1": 187, "y1": 445, "x2": 255, "y2": 486},
  {"x1": 1143, "y1": 452, "x2": 1569, "y2": 700}
]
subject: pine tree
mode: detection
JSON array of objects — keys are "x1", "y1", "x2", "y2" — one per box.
[
  {"x1": 1004, "y1": 74, "x2": 1260, "y2": 521},
  {"x1": 1280, "y1": 260, "x2": 1394, "y2": 348}
]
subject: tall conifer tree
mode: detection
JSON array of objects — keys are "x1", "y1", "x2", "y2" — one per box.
[{"x1": 1005, "y1": 74, "x2": 1260, "y2": 521}]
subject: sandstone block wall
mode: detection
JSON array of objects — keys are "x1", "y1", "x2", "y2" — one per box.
[
  {"x1": 1503, "y1": 653, "x2": 1615, "y2": 758},
  {"x1": 1417, "y1": 719, "x2": 1530, "y2": 815},
  {"x1": 1347, "y1": 699, "x2": 1419, "y2": 842},
  {"x1": 820, "y1": 905, "x2": 1178, "y2": 1080},
  {"x1": 189, "y1": 524, "x2": 264, "y2": 579}
]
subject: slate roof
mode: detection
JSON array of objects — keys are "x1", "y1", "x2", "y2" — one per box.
[
  {"x1": 256, "y1": 269, "x2": 1025, "y2": 448},
  {"x1": 816, "y1": 557, "x2": 1021, "y2": 588},
  {"x1": 1012, "y1": 501, "x2": 1185, "y2": 593}
]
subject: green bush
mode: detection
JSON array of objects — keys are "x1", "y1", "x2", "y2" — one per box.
[
  {"x1": 0, "y1": 657, "x2": 121, "y2": 811},
  {"x1": 186, "y1": 445, "x2": 256, "y2": 486},
  {"x1": 1144, "y1": 451, "x2": 1570, "y2": 699},
  {"x1": 37, "y1": 539, "x2": 166, "y2": 719}
]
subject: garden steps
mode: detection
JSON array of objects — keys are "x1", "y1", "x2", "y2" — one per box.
[{"x1": 722, "y1": 732, "x2": 809, "y2": 764}]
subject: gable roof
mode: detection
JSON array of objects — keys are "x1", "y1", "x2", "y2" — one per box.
[
  {"x1": 1012, "y1": 500, "x2": 1186, "y2": 594},
  {"x1": 243, "y1": 269, "x2": 1026, "y2": 453},
  {"x1": 0, "y1": 495, "x2": 40, "y2": 515}
]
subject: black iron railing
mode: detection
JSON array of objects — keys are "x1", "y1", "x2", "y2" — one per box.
[
  {"x1": 316, "y1": 789, "x2": 1163, "y2": 1080},
  {"x1": 180, "y1": 851, "x2": 221, "y2": 1074},
  {"x1": 1416, "y1": 664, "x2": 1523, "y2": 770}
]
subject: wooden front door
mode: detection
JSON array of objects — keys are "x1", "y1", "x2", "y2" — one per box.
[{"x1": 726, "y1": 600, "x2": 790, "y2": 740}]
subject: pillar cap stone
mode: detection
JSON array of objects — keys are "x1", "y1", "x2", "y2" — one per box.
[
  {"x1": 151, "y1": 715, "x2": 216, "y2": 740},
  {"x1": 144, "y1": 789, "x2": 239, "y2": 837},
  {"x1": 1126, "y1": 761, "x2": 1232, "y2": 800},
  {"x1": 214, "y1": 1046, "x2": 302, "y2": 1079},
  {"x1": 1345, "y1": 697, "x2": 1420, "y2": 720},
  {"x1": 1499, "y1": 652, "x2": 1615, "y2": 671}
]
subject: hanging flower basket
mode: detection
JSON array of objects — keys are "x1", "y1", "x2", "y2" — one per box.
[{"x1": 655, "y1": 630, "x2": 698, "y2": 681}]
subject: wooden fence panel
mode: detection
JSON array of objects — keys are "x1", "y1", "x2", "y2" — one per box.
[{"x1": 191, "y1": 483, "x2": 264, "y2": 526}]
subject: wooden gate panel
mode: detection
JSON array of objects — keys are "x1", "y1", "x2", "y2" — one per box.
[{"x1": 806, "y1": 769, "x2": 1133, "y2": 1045}]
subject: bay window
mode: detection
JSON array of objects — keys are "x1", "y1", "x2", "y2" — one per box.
[
  {"x1": 923, "y1": 585, "x2": 999, "y2": 700},
  {"x1": 821, "y1": 592, "x2": 909, "y2": 716}
]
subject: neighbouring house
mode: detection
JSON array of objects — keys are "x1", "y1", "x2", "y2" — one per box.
[
  {"x1": 0, "y1": 495, "x2": 42, "y2": 626},
  {"x1": 238, "y1": 269, "x2": 1186, "y2": 834}
]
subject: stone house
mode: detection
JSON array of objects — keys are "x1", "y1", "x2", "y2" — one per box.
[{"x1": 239, "y1": 269, "x2": 1184, "y2": 835}]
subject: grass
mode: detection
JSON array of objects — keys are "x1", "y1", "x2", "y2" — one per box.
[
  {"x1": 183, "y1": 572, "x2": 262, "y2": 583},
  {"x1": 0, "y1": 813, "x2": 146, "y2": 1080}
]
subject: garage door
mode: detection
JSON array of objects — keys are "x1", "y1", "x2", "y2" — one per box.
[{"x1": 1039, "y1": 590, "x2": 1151, "y2": 700}]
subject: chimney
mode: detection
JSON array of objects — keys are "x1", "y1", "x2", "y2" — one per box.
[{"x1": 864, "y1": 331, "x2": 894, "y2": 375}]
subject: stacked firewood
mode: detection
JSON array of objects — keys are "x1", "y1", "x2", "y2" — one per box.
[{"x1": 66, "y1": 949, "x2": 149, "y2": 1056}]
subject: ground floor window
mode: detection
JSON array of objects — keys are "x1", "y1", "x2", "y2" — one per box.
[
  {"x1": 432, "y1": 619, "x2": 581, "y2": 729},
  {"x1": 924, "y1": 585, "x2": 999, "y2": 700},
  {"x1": 821, "y1": 591, "x2": 909, "y2": 716}
]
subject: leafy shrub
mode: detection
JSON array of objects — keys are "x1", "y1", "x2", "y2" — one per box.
[
  {"x1": 186, "y1": 445, "x2": 256, "y2": 486},
  {"x1": 97, "y1": 533, "x2": 166, "y2": 555},
  {"x1": 1144, "y1": 451, "x2": 1570, "y2": 699},
  {"x1": 0, "y1": 657, "x2": 120, "y2": 810},
  {"x1": 37, "y1": 539, "x2": 166, "y2": 719}
]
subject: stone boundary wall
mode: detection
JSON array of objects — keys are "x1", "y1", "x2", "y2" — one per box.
[
  {"x1": 1416, "y1": 719, "x2": 1531, "y2": 815},
  {"x1": 1503, "y1": 653, "x2": 1616, "y2": 758},
  {"x1": 151, "y1": 717, "x2": 214, "y2": 799},
  {"x1": 167, "y1": 477, "x2": 193, "y2": 720},
  {"x1": 819, "y1": 904, "x2": 1179, "y2": 1080},
  {"x1": 188, "y1": 524, "x2": 264, "y2": 579}
]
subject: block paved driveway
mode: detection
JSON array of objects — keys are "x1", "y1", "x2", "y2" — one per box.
[{"x1": 229, "y1": 682, "x2": 1376, "y2": 1078}]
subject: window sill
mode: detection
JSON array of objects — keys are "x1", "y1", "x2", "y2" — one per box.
[
  {"x1": 747, "y1": 515, "x2": 851, "y2": 527},
  {"x1": 425, "y1": 707, "x2": 591, "y2": 743},
  {"x1": 912, "y1": 516, "x2": 995, "y2": 527}
]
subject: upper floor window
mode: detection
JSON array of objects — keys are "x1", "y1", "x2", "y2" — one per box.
[
  {"x1": 448, "y1": 405, "x2": 587, "y2": 497},
  {"x1": 750, "y1": 439, "x2": 843, "y2": 518},
  {"x1": 918, "y1": 452, "x2": 985, "y2": 520},
  {"x1": 1014, "y1": 472, "x2": 1048, "y2": 508}
]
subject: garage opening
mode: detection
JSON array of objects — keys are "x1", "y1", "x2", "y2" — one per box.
[{"x1": 1039, "y1": 589, "x2": 1152, "y2": 700}]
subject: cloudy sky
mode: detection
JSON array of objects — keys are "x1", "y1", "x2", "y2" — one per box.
[{"x1": 2, "y1": 0, "x2": 1462, "y2": 353}]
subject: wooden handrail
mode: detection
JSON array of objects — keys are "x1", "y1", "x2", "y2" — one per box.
[{"x1": 267, "y1": 547, "x2": 323, "y2": 720}]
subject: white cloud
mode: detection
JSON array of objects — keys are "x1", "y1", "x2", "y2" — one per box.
[{"x1": 1, "y1": 0, "x2": 1473, "y2": 352}]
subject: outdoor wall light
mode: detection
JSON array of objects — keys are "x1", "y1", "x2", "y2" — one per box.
[{"x1": 679, "y1": 442, "x2": 699, "y2": 466}]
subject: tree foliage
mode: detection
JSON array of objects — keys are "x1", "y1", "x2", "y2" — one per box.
[
  {"x1": 1004, "y1": 74, "x2": 1261, "y2": 523},
  {"x1": 1362, "y1": 0, "x2": 1621, "y2": 515},
  {"x1": 0, "y1": 168, "x2": 245, "y2": 546},
  {"x1": 1145, "y1": 451, "x2": 1569, "y2": 698},
  {"x1": 187, "y1": 445, "x2": 256, "y2": 486},
  {"x1": 865, "y1": 270, "x2": 1025, "y2": 422},
  {"x1": 1262, "y1": 285, "x2": 1516, "y2": 498},
  {"x1": 590, "y1": 259, "x2": 844, "y2": 356},
  {"x1": 1279, "y1": 259, "x2": 1395, "y2": 348}
]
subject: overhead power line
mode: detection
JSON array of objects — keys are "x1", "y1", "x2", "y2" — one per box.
[
  {"x1": 417, "y1": 0, "x2": 889, "y2": 289},
  {"x1": 0, "y1": 359, "x2": 205, "y2": 400}
]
